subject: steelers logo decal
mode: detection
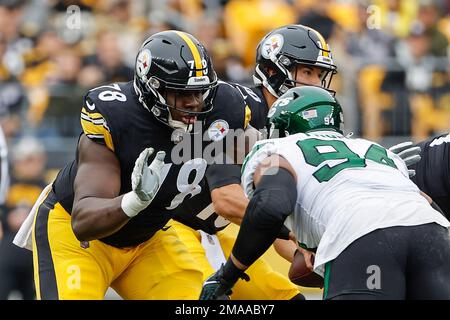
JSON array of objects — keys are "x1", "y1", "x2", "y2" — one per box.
[
  {"x1": 208, "y1": 120, "x2": 229, "y2": 142},
  {"x1": 136, "y1": 49, "x2": 152, "y2": 77},
  {"x1": 261, "y1": 34, "x2": 284, "y2": 59}
]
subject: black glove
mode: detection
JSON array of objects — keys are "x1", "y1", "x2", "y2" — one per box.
[{"x1": 199, "y1": 261, "x2": 250, "y2": 300}]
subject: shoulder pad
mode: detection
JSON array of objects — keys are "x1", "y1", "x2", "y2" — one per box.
[
  {"x1": 80, "y1": 83, "x2": 130, "y2": 151},
  {"x1": 208, "y1": 81, "x2": 251, "y2": 130}
]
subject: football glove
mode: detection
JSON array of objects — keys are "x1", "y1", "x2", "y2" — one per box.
[
  {"x1": 121, "y1": 148, "x2": 165, "y2": 217},
  {"x1": 388, "y1": 141, "x2": 421, "y2": 178},
  {"x1": 199, "y1": 264, "x2": 250, "y2": 300}
]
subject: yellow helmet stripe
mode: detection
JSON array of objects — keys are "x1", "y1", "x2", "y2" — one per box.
[
  {"x1": 313, "y1": 30, "x2": 330, "y2": 57},
  {"x1": 302, "y1": 25, "x2": 330, "y2": 57},
  {"x1": 174, "y1": 31, "x2": 203, "y2": 77}
]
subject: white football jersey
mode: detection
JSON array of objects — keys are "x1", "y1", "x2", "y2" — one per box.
[{"x1": 242, "y1": 131, "x2": 450, "y2": 274}]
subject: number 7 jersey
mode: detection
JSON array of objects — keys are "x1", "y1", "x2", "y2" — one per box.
[{"x1": 242, "y1": 131, "x2": 450, "y2": 273}]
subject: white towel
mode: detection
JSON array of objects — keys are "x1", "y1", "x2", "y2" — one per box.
[
  {"x1": 200, "y1": 230, "x2": 227, "y2": 271},
  {"x1": 13, "y1": 184, "x2": 52, "y2": 251}
]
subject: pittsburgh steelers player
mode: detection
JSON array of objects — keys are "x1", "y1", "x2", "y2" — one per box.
[{"x1": 15, "y1": 30, "x2": 300, "y2": 300}]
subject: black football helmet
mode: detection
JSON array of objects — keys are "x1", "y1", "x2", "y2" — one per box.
[
  {"x1": 253, "y1": 24, "x2": 337, "y2": 98},
  {"x1": 134, "y1": 30, "x2": 218, "y2": 131}
]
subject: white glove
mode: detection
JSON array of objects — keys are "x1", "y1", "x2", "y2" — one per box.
[
  {"x1": 388, "y1": 141, "x2": 421, "y2": 178},
  {"x1": 121, "y1": 148, "x2": 166, "y2": 217}
]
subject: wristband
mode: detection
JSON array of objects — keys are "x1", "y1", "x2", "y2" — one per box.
[{"x1": 121, "y1": 191, "x2": 148, "y2": 218}]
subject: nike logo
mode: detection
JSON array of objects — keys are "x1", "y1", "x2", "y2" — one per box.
[{"x1": 86, "y1": 100, "x2": 96, "y2": 110}]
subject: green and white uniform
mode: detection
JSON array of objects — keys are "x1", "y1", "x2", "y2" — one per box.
[{"x1": 242, "y1": 131, "x2": 450, "y2": 275}]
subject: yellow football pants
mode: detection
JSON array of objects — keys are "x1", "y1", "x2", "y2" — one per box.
[
  {"x1": 32, "y1": 191, "x2": 203, "y2": 300},
  {"x1": 168, "y1": 220, "x2": 300, "y2": 300}
]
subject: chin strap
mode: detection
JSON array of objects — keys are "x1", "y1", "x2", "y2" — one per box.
[{"x1": 168, "y1": 112, "x2": 192, "y2": 133}]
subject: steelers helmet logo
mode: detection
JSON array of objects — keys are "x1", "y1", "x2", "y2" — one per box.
[
  {"x1": 136, "y1": 49, "x2": 152, "y2": 78},
  {"x1": 208, "y1": 120, "x2": 229, "y2": 142},
  {"x1": 261, "y1": 34, "x2": 284, "y2": 59}
]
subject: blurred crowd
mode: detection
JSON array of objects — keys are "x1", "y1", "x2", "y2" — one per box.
[{"x1": 1, "y1": 0, "x2": 450, "y2": 299}]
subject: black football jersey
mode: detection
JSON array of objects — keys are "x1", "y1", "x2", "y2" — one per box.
[
  {"x1": 411, "y1": 133, "x2": 450, "y2": 218},
  {"x1": 171, "y1": 81, "x2": 253, "y2": 232},
  {"x1": 52, "y1": 81, "x2": 250, "y2": 247},
  {"x1": 229, "y1": 83, "x2": 268, "y2": 130}
]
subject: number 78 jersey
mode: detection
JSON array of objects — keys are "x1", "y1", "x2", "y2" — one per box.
[{"x1": 242, "y1": 131, "x2": 449, "y2": 272}]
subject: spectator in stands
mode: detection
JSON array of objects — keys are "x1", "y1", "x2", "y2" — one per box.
[
  {"x1": 0, "y1": 137, "x2": 47, "y2": 300},
  {"x1": 417, "y1": 2, "x2": 448, "y2": 57},
  {"x1": 0, "y1": 33, "x2": 28, "y2": 139},
  {"x1": 395, "y1": 21, "x2": 435, "y2": 92},
  {"x1": 346, "y1": 3, "x2": 396, "y2": 66},
  {"x1": 297, "y1": 0, "x2": 336, "y2": 40},
  {"x1": 82, "y1": 30, "x2": 133, "y2": 83},
  {"x1": 0, "y1": 0, "x2": 31, "y2": 77}
]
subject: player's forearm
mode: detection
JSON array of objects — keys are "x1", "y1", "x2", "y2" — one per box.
[
  {"x1": 273, "y1": 238, "x2": 298, "y2": 263},
  {"x1": 71, "y1": 196, "x2": 130, "y2": 241},
  {"x1": 211, "y1": 184, "x2": 293, "y2": 242},
  {"x1": 211, "y1": 184, "x2": 248, "y2": 225}
]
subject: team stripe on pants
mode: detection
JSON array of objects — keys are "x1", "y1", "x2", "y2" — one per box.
[{"x1": 33, "y1": 191, "x2": 59, "y2": 300}]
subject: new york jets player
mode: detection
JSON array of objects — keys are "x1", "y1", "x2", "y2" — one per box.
[{"x1": 200, "y1": 86, "x2": 450, "y2": 300}]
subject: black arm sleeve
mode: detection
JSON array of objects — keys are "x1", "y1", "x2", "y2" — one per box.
[
  {"x1": 231, "y1": 167, "x2": 297, "y2": 266},
  {"x1": 206, "y1": 162, "x2": 291, "y2": 240},
  {"x1": 206, "y1": 164, "x2": 242, "y2": 190}
]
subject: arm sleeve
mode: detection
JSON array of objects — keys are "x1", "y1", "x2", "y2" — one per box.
[{"x1": 231, "y1": 167, "x2": 297, "y2": 266}]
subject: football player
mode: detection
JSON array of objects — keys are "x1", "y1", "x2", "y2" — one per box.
[
  {"x1": 197, "y1": 25, "x2": 337, "y2": 267},
  {"x1": 200, "y1": 86, "x2": 450, "y2": 300},
  {"x1": 165, "y1": 25, "x2": 335, "y2": 300},
  {"x1": 206, "y1": 24, "x2": 421, "y2": 269},
  {"x1": 14, "y1": 30, "x2": 300, "y2": 300},
  {"x1": 410, "y1": 133, "x2": 450, "y2": 219}
]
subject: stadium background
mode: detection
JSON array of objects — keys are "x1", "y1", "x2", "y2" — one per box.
[{"x1": 0, "y1": 0, "x2": 449, "y2": 300}]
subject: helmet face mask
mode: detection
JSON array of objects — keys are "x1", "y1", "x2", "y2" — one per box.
[
  {"x1": 254, "y1": 24, "x2": 337, "y2": 98},
  {"x1": 267, "y1": 86, "x2": 344, "y2": 138},
  {"x1": 134, "y1": 30, "x2": 218, "y2": 132}
]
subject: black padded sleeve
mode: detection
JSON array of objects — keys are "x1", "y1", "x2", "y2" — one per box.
[{"x1": 231, "y1": 167, "x2": 297, "y2": 266}]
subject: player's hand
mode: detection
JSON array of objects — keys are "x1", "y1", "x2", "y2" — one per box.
[
  {"x1": 199, "y1": 266, "x2": 233, "y2": 300},
  {"x1": 121, "y1": 148, "x2": 166, "y2": 217},
  {"x1": 132, "y1": 148, "x2": 165, "y2": 201},
  {"x1": 388, "y1": 141, "x2": 421, "y2": 178},
  {"x1": 297, "y1": 247, "x2": 315, "y2": 271}
]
